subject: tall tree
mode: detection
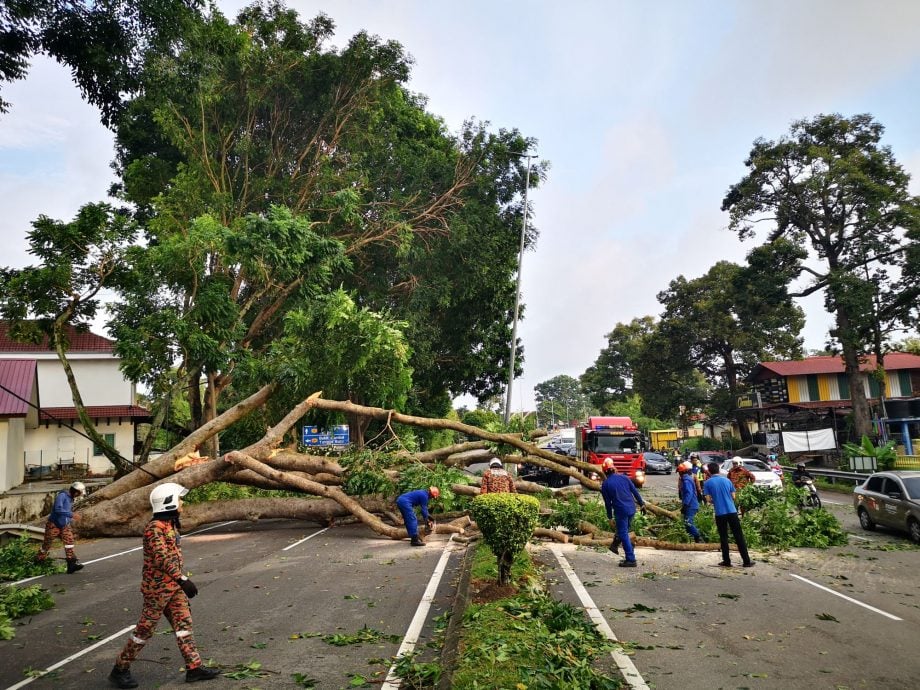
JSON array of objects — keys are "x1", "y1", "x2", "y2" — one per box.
[
  {"x1": 580, "y1": 317, "x2": 656, "y2": 409},
  {"x1": 0, "y1": 204, "x2": 138, "y2": 472},
  {"x1": 534, "y1": 374, "x2": 591, "y2": 426},
  {"x1": 110, "y1": 3, "x2": 542, "y2": 428},
  {"x1": 723, "y1": 113, "x2": 920, "y2": 438},
  {"x1": 653, "y1": 257, "x2": 804, "y2": 442}
]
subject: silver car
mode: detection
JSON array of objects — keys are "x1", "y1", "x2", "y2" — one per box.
[{"x1": 853, "y1": 471, "x2": 920, "y2": 543}]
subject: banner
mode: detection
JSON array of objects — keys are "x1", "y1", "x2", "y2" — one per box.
[{"x1": 782, "y1": 428, "x2": 837, "y2": 452}]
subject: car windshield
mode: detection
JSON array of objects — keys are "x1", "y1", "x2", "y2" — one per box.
[
  {"x1": 592, "y1": 435, "x2": 640, "y2": 453},
  {"x1": 901, "y1": 476, "x2": 920, "y2": 499},
  {"x1": 744, "y1": 460, "x2": 769, "y2": 472},
  {"x1": 644, "y1": 453, "x2": 666, "y2": 461}
]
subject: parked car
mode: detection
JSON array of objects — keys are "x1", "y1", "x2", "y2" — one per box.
[
  {"x1": 718, "y1": 458, "x2": 783, "y2": 489},
  {"x1": 519, "y1": 447, "x2": 571, "y2": 488},
  {"x1": 643, "y1": 452, "x2": 672, "y2": 475},
  {"x1": 853, "y1": 471, "x2": 920, "y2": 543},
  {"x1": 695, "y1": 451, "x2": 727, "y2": 467}
]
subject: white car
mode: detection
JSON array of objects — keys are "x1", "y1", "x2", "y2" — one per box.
[{"x1": 720, "y1": 458, "x2": 783, "y2": 489}]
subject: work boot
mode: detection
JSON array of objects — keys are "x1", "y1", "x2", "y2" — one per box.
[
  {"x1": 66, "y1": 559, "x2": 84, "y2": 574},
  {"x1": 618, "y1": 560, "x2": 637, "y2": 568},
  {"x1": 186, "y1": 666, "x2": 220, "y2": 683},
  {"x1": 108, "y1": 665, "x2": 139, "y2": 689},
  {"x1": 410, "y1": 536, "x2": 425, "y2": 547},
  {"x1": 693, "y1": 536, "x2": 703, "y2": 544},
  {"x1": 609, "y1": 537, "x2": 621, "y2": 555}
]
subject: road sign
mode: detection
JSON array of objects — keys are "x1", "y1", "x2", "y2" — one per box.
[{"x1": 302, "y1": 424, "x2": 350, "y2": 447}]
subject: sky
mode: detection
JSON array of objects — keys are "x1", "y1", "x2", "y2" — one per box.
[{"x1": 2, "y1": 0, "x2": 920, "y2": 413}]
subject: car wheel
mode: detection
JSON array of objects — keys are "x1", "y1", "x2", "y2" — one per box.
[
  {"x1": 908, "y1": 518, "x2": 920, "y2": 544},
  {"x1": 666, "y1": 469, "x2": 672, "y2": 474},
  {"x1": 858, "y1": 507, "x2": 876, "y2": 531}
]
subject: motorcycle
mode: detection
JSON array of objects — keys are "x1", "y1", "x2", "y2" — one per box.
[{"x1": 797, "y1": 478, "x2": 821, "y2": 509}]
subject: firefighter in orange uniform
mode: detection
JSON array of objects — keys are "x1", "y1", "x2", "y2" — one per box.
[
  {"x1": 109, "y1": 483, "x2": 219, "y2": 688},
  {"x1": 480, "y1": 458, "x2": 518, "y2": 494}
]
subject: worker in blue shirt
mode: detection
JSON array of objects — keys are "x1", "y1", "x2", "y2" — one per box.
[
  {"x1": 36, "y1": 481, "x2": 86, "y2": 573},
  {"x1": 395, "y1": 486, "x2": 440, "y2": 546},
  {"x1": 702, "y1": 462, "x2": 754, "y2": 568},
  {"x1": 600, "y1": 459, "x2": 645, "y2": 567},
  {"x1": 677, "y1": 462, "x2": 702, "y2": 543}
]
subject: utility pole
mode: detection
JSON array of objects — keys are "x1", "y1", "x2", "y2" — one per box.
[{"x1": 504, "y1": 153, "x2": 535, "y2": 424}]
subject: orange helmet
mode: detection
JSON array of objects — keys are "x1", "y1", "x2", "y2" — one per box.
[
  {"x1": 601, "y1": 458, "x2": 616, "y2": 474},
  {"x1": 428, "y1": 486, "x2": 440, "y2": 499},
  {"x1": 677, "y1": 461, "x2": 692, "y2": 474}
]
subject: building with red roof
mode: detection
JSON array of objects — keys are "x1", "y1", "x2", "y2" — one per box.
[
  {"x1": 0, "y1": 323, "x2": 150, "y2": 490},
  {"x1": 0, "y1": 359, "x2": 40, "y2": 491}
]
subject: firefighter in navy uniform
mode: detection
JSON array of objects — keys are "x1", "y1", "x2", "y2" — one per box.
[{"x1": 109, "y1": 483, "x2": 219, "y2": 688}]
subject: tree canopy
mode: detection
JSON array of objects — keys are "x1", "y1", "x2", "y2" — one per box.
[{"x1": 722, "y1": 113, "x2": 920, "y2": 437}]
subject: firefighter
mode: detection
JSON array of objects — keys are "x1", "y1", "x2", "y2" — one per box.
[
  {"x1": 109, "y1": 483, "x2": 219, "y2": 688},
  {"x1": 480, "y1": 458, "x2": 517, "y2": 494},
  {"x1": 600, "y1": 458, "x2": 646, "y2": 567},
  {"x1": 36, "y1": 481, "x2": 85, "y2": 573}
]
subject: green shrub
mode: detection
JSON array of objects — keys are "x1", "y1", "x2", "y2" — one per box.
[
  {"x1": 843, "y1": 435, "x2": 897, "y2": 471},
  {"x1": 541, "y1": 496, "x2": 608, "y2": 534},
  {"x1": 470, "y1": 494, "x2": 539, "y2": 585},
  {"x1": 394, "y1": 462, "x2": 472, "y2": 513},
  {"x1": 339, "y1": 448, "x2": 396, "y2": 496},
  {"x1": 183, "y1": 482, "x2": 301, "y2": 504}
]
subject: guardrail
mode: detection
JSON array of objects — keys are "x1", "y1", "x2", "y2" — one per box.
[{"x1": 781, "y1": 466, "x2": 866, "y2": 486}]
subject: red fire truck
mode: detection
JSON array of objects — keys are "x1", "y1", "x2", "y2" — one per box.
[{"x1": 575, "y1": 416, "x2": 647, "y2": 487}]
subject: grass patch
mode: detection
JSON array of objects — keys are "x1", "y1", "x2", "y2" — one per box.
[{"x1": 451, "y1": 546, "x2": 621, "y2": 689}]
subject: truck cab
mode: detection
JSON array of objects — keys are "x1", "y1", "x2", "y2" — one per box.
[{"x1": 576, "y1": 416, "x2": 647, "y2": 487}]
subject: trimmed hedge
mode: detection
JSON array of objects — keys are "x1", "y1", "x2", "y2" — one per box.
[{"x1": 470, "y1": 493, "x2": 540, "y2": 584}]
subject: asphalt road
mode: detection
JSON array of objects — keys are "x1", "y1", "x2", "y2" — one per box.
[
  {"x1": 3, "y1": 476, "x2": 918, "y2": 689},
  {"x1": 1, "y1": 520, "x2": 466, "y2": 689}
]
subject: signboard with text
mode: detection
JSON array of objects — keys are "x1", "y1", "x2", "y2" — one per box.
[{"x1": 302, "y1": 424, "x2": 350, "y2": 447}]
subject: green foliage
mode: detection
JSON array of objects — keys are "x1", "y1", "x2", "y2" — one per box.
[
  {"x1": 460, "y1": 409, "x2": 503, "y2": 433},
  {"x1": 470, "y1": 494, "x2": 539, "y2": 584},
  {"x1": 680, "y1": 436, "x2": 724, "y2": 452},
  {"x1": 392, "y1": 652, "x2": 442, "y2": 689},
  {"x1": 339, "y1": 449, "x2": 398, "y2": 497},
  {"x1": 393, "y1": 463, "x2": 472, "y2": 513},
  {"x1": 534, "y1": 374, "x2": 593, "y2": 426},
  {"x1": 469, "y1": 543, "x2": 537, "y2": 583},
  {"x1": 541, "y1": 496, "x2": 609, "y2": 534},
  {"x1": 0, "y1": 584, "x2": 56, "y2": 639},
  {"x1": 843, "y1": 435, "x2": 897, "y2": 471},
  {"x1": 454, "y1": 588, "x2": 619, "y2": 689},
  {"x1": 0, "y1": 537, "x2": 65, "y2": 581},
  {"x1": 321, "y1": 626, "x2": 400, "y2": 646},
  {"x1": 606, "y1": 394, "x2": 672, "y2": 433},
  {"x1": 580, "y1": 317, "x2": 657, "y2": 410},
  {"x1": 183, "y1": 482, "x2": 301, "y2": 504}
]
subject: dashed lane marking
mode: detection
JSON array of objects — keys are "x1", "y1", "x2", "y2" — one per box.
[
  {"x1": 791, "y1": 573, "x2": 902, "y2": 621},
  {"x1": 550, "y1": 544, "x2": 650, "y2": 690},
  {"x1": 11, "y1": 521, "x2": 238, "y2": 586},
  {"x1": 281, "y1": 527, "x2": 329, "y2": 551}
]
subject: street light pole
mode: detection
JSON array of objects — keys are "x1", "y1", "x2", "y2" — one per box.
[{"x1": 504, "y1": 153, "x2": 535, "y2": 425}]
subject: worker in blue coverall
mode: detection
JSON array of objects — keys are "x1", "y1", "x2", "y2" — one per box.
[
  {"x1": 600, "y1": 459, "x2": 645, "y2": 567},
  {"x1": 677, "y1": 462, "x2": 702, "y2": 543},
  {"x1": 395, "y1": 486, "x2": 440, "y2": 546}
]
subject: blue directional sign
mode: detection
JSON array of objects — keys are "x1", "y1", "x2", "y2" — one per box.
[{"x1": 302, "y1": 424, "x2": 350, "y2": 447}]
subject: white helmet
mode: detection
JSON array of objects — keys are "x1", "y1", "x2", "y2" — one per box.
[
  {"x1": 732, "y1": 458, "x2": 743, "y2": 467},
  {"x1": 70, "y1": 481, "x2": 86, "y2": 495},
  {"x1": 150, "y1": 482, "x2": 189, "y2": 513},
  {"x1": 489, "y1": 458, "x2": 503, "y2": 468}
]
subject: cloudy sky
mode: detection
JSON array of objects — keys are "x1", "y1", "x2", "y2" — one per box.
[{"x1": 2, "y1": 1, "x2": 920, "y2": 411}]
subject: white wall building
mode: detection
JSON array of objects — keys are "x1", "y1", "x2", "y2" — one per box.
[{"x1": 0, "y1": 324, "x2": 150, "y2": 489}]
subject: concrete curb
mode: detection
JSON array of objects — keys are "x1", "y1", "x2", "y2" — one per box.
[{"x1": 437, "y1": 541, "x2": 474, "y2": 690}]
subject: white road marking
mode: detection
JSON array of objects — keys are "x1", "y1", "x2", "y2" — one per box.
[
  {"x1": 848, "y1": 534, "x2": 871, "y2": 541},
  {"x1": 550, "y1": 545, "x2": 650, "y2": 690},
  {"x1": 4, "y1": 624, "x2": 135, "y2": 690},
  {"x1": 381, "y1": 537, "x2": 456, "y2": 689},
  {"x1": 281, "y1": 527, "x2": 329, "y2": 551},
  {"x1": 790, "y1": 573, "x2": 902, "y2": 621},
  {"x1": 11, "y1": 521, "x2": 239, "y2": 586}
]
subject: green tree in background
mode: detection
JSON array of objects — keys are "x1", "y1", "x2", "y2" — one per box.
[
  {"x1": 723, "y1": 113, "x2": 920, "y2": 439},
  {"x1": 580, "y1": 316, "x2": 656, "y2": 410},
  {"x1": 534, "y1": 374, "x2": 592, "y2": 427}
]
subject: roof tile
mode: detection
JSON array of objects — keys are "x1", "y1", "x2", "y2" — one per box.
[
  {"x1": 0, "y1": 359, "x2": 38, "y2": 416},
  {"x1": 0, "y1": 322, "x2": 114, "y2": 353}
]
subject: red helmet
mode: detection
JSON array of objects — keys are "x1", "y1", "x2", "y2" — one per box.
[
  {"x1": 601, "y1": 458, "x2": 616, "y2": 474},
  {"x1": 429, "y1": 486, "x2": 441, "y2": 499}
]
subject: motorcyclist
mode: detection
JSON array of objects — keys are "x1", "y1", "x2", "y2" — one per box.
[{"x1": 791, "y1": 463, "x2": 814, "y2": 488}]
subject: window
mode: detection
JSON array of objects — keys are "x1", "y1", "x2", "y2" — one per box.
[
  {"x1": 864, "y1": 476, "x2": 885, "y2": 493},
  {"x1": 898, "y1": 371, "x2": 913, "y2": 397},
  {"x1": 93, "y1": 433, "x2": 116, "y2": 456},
  {"x1": 868, "y1": 376, "x2": 881, "y2": 398}
]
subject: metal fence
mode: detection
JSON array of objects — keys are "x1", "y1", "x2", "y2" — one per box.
[{"x1": 23, "y1": 449, "x2": 91, "y2": 478}]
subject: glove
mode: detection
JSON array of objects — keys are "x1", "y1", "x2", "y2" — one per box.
[
  {"x1": 426, "y1": 519, "x2": 434, "y2": 533},
  {"x1": 640, "y1": 505, "x2": 647, "y2": 514},
  {"x1": 178, "y1": 577, "x2": 198, "y2": 599}
]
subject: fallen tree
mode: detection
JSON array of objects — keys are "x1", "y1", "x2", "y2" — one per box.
[{"x1": 69, "y1": 392, "x2": 685, "y2": 545}]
